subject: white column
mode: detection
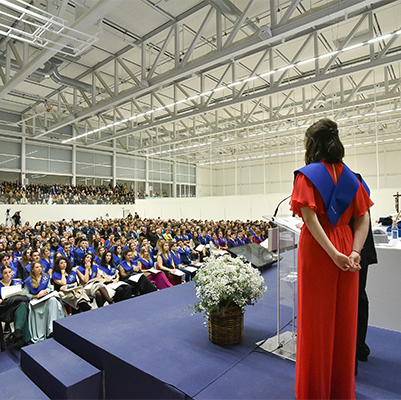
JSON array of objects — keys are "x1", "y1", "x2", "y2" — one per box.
[{"x1": 21, "y1": 137, "x2": 26, "y2": 186}]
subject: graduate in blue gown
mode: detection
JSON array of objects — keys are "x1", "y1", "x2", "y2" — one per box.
[{"x1": 24, "y1": 261, "x2": 65, "y2": 343}]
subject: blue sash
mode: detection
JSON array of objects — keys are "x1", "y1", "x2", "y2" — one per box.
[
  {"x1": 77, "y1": 265, "x2": 98, "y2": 280},
  {"x1": 113, "y1": 254, "x2": 122, "y2": 265},
  {"x1": 39, "y1": 259, "x2": 51, "y2": 273},
  {"x1": 171, "y1": 251, "x2": 181, "y2": 266},
  {"x1": 228, "y1": 239, "x2": 237, "y2": 247},
  {"x1": 0, "y1": 279, "x2": 20, "y2": 288},
  {"x1": 52, "y1": 271, "x2": 77, "y2": 284},
  {"x1": 161, "y1": 254, "x2": 173, "y2": 268},
  {"x1": 24, "y1": 274, "x2": 50, "y2": 294},
  {"x1": 295, "y1": 162, "x2": 369, "y2": 226},
  {"x1": 98, "y1": 264, "x2": 117, "y2": 277},
  {"x1": 211, "y1": 239, "x2": 220, "y2": 247},
  {"x1": 119, "y1": 260, "x2": 135, "y2": 272},
  {"x1": 138, "y1": 257, "x2": 153, "y2": 269},
  {"x1": 218, "y1": 237, "x2": 227, "y2": 246}
]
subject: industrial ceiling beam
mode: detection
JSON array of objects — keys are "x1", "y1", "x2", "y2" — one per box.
[{"x1": 36, "y1": 0, "x2": 394, "y2": 139}]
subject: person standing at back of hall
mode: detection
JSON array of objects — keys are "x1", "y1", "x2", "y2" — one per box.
[{"x1": 290, "y1": 119, "x2": 372, "y2": 400}]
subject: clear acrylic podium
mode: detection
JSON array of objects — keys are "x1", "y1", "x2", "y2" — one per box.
[{"x1": 257, "y1": 216, "x2": 300, "y2": 361}]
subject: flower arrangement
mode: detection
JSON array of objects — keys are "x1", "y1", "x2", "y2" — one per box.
[{"x1": 190, "y1": 255, "x2": 267, "y2": 318}]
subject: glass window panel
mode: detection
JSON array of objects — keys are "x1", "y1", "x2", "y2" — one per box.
[
  {"x1": 0, "y1": 140, "x2": 20, "y2": 155},
  {"x1": 190, "y1": 166, "x2": 196, "y2": 176},
  {"x1": 116, "y1": 167, "x2": 134, "y2": 179},
  {"x1": 150, "y1": 171, "x2": 160, "y2": 180},
  {"x1": 176, "y1": 174, "x2": 189, "y2": 183},
  {"x1": 26, "y1": 158, "x2": 49, "y2": 172},
  {"x1": 162, "y1": 183, "x2": 171, "y2": 197},
  {"x1": 190, "y1": 175, "x2": 196, "y2": 184},
  {"x1": 161, "y1": 172, "x2": 172, "y2": 181},
  {"x1": 150, "y1": 161, "x2": 160, "y2": 170},
  {"x1": 76, "y1": 163, "x2": 94, "y2": 175},
  {"x1": 50, "y1": 148, "x2": 71, "y2": 161},
  {"x1": 116, "y1": 157, "x2": 130, "y2": 168},
  {"x1": 160, "y1": 162, "x2": 171, "y2": 172},
  {"x1": 0, "y1": 154, "x2": 21, "y2": 169},
  {"x1": 94, "y1": 153, "x2": 112, "y2": 166},
  {"x1": 49, "y1": 161, "x2": 72, "y2": 174},
  {"x1": 136, "y1": 158, "x2": 146, "y2": 170},
  {"x1": 76, "y1": 151, "x2": 94, "y2": 163},
  {"x1": 94, "y1": 165, "x2": 112, "y2": 177},
  {"x1": 136, "y1": 170, "x2": 146, "y2": 180},
  {"x1": 26, "y1": 144, "x2": 48, "y2": 158}
]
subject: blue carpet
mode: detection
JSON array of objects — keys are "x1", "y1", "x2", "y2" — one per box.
[{"x1": 1, "y1": 251, "x2": 400, "y2": 400}]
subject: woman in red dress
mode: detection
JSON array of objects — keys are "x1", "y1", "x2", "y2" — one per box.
[{"x1": 290, "y1": 119, "x2": 372, "y2": 400}]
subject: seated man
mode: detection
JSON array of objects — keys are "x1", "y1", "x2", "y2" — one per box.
[
  {"x1": 176, "y1": 239, "x2": 198, "y2": 266},
  {"x1": 169, "y1": 242, "x2": 194, "y2": 282}
]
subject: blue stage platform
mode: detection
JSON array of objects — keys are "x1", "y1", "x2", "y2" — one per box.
[
  {"x1": 6, "y1": 254, "x2": 400, "y2": 400},
  {"x1": 53, "y1": 279, "x2": 283, "y2": 399}
]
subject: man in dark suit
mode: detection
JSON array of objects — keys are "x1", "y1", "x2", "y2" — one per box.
[{"x1": 352, "y1": 173, "x2": 378, "y2": 374}]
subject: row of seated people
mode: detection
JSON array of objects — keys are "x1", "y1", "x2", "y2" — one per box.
[{"x1": 0, "y1": 238, "x2": 202, "y2": 347}]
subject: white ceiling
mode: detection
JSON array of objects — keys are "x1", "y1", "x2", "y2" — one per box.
[{"x1": 0, "y1": 0, "x2": 401, "y2": 165}]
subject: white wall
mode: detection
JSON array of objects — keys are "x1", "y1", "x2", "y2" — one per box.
[
  {"x1": 134, "y1": 187, "x2": 395, "y2": 223},
  {"x1": 0, "y1": 186, "x2": 395, "y2": 226}
]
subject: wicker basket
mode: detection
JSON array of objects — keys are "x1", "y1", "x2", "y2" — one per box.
[{"x1": 208, "y1": 305, "x2": 244, "y2": 346}]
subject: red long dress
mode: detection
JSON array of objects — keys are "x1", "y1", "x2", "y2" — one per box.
[{"x1": 290, "y1": 162, "x2": 373, "y2": 400}]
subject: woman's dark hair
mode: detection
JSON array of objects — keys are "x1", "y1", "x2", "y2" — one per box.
[
  {"x1": 53, "y1": 256, "x2": 72, "y2": 275},
  {"x1": 1, "y1": 264, "x2": 11, "y2": 274},
  {"x1": 122, "y1": 248, "x2": 132, "y2": 260},
  {"x1": 304, "y1": 119, "x2": 344, "y2": 165},
  {"x1": 80, "y1": 252, "x2": 93, "y2": 266},
  {"x1": 100, "y1": 250, "x2": 115, "y2": 267},
  {"x1": 113, "y1": 244, "x2": 122, "y2": 255}
]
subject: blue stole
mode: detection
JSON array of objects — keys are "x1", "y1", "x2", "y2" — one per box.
[
  {"x1": 177, "y1": 247, "x2": 190, "y2": 256},
  {"x1": 237, "y1": 238, "x2": 245, "y2": 246},
  {"x1": 211, "y1": 239, "x2": 220, "y2": 247},
  {"x1": 25, "y1": 263, "x2": 32, "y2": 274},
  {"x1": 244, "y1": 238, "x2": 251, "y2": 244},
  {"x1": 228, "y1": 239, "x2": 237, "y2": 247},
  {"x1": 119, "y1": 260, "x2": 135, "y2": 272},
  {"x1": 218, "y1": 237, "x2": 227, "y2": 246},
  {"x1": 98, "y1": 264, "x2": 117, "y2": 277},
  {"x1": 93, "y1": 256, "x2": 101, "y2": 265},
  {"x1": 13, "y1": 251, "x2": 22, "y2": 261},
  {"x1": 0, "y1": 279, "x2": 20, "y2": 288},
  {"x1": 199, "y1": 236, "x2": 207, "y2": 245},
  {"x1": 77, "y1": 265, "x2": 98, "y2": 280},
  {"x1": 61, "y1": 250, "x2": 75, "y2": 266},
  {"x1": 295, "y1": 162, "x2": 369, "y2": 226},
  {"x1": 160, "y1": 253, "x2": 173, "y2": 268},
  {"x1": 138, "y1": 257, "x2": 153, "y2": 269},
  {"x1": 39, "y1": 259, "x2": 51, "y2": 273},
  {"x1": 24, "y1": 274, "x2": 50, "y2": 294},
  {"x1": 171, "y1": 251, "x2": 181, "y2": 266},
  {"x1": 113, "y1": 254, "x2": 122, "y2": 265},
  {"x1": 52, "y1": 271, "x2": 77, "y2": 284}
]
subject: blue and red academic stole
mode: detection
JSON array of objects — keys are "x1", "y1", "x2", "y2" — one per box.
[{"x1": 294, "y1": 162, "x2": 370, "y2": 226}]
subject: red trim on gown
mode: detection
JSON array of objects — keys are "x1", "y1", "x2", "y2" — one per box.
[{"x1": 290, "y1": 162, "x2": 373, "y2": 400}]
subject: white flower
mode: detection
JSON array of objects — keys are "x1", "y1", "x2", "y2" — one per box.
[{"x1": 190, "y1": 255, "x2": 267, "y2": 318}]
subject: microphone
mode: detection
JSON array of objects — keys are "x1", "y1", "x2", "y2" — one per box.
[{"x1": 273, "y1": 195, "x2": 292, "y2": 218}]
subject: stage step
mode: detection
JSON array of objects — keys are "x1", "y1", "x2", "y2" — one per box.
[
  {"x1": 21, "y1": 338, "x2": 102, "y2": 400},
  {"x1": 0, "y1": 367, "x2": 50, "y2": 400}
]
